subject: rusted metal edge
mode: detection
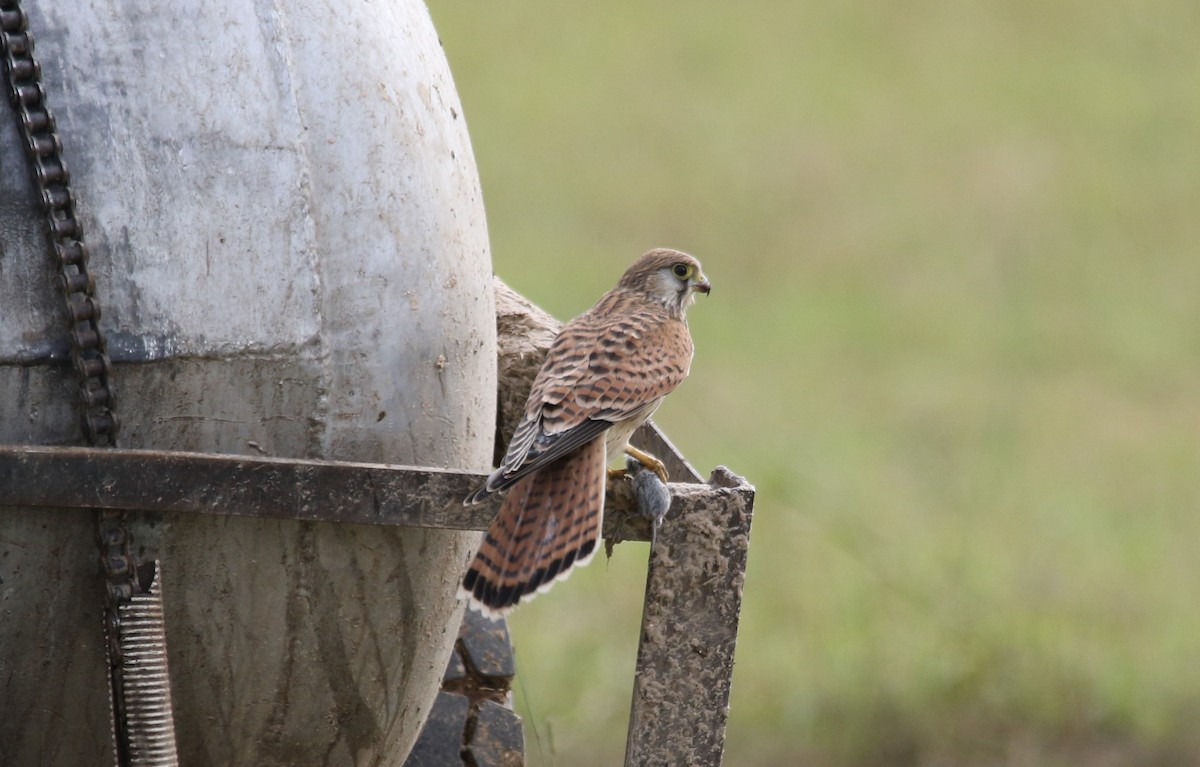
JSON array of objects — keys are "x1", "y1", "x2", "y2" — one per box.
[
  {"x1": 0, "y1": 444, "x2": 707, "y2": 541},
  {"x1": 626, "y1": 465, "x2": 756, "y2": 767},
  {"x1": 633, "y1": 421, "x2": 704, "y2": 485}
]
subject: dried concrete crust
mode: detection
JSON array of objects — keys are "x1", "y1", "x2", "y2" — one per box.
[{"x1": 493, "y1": 278, "x2": 560, "y2": 462}]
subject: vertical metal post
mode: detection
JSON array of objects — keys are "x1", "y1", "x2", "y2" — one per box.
[{"x1": 625, "y1": 467, "x2": 755, "y2": 766}]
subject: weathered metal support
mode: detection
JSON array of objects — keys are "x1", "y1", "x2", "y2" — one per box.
[
  {"x1": 0, "y1": 444, "x2": 705, "y2": 542},
  {"x1": 624, "y1": 466, "x2": 755, "y2": 767}
]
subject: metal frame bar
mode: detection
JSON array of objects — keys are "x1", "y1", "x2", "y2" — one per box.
[
  {"x1": 622, "y1": 465, "x2": 754, "y2": 766},
  {"x1": 0, "y1": 437, "x2": 754, "y2": 766}
]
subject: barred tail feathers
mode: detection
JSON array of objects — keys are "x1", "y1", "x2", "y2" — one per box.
[{"x1": 460, "y1": 437, "x2": 606, "y2": 618}]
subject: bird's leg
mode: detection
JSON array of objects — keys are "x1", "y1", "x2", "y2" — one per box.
[{"x1": 624, "y1": 444, "x2": 670, "y2": 484}]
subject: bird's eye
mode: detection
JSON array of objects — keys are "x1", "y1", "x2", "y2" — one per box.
[{"x1": 672, "y1": 263, "x2": 691, "y2": 279}]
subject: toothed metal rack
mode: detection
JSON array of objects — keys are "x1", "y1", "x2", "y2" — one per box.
[{"x1": 0, "y1": 419, "x2": 754, "y2": 766}]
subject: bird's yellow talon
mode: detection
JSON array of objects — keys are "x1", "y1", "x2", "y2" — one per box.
[
  {"x1": 624, "y1": 445, "x2": 669, "y2": 484},
  {"x1": 651, "y1": 463, "x2": 669, "y2": 484}
]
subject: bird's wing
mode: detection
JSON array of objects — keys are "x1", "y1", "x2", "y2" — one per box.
[
  {"x1": 467, "y1": 307, "x2": 693, "y2": 503},
  {"x1": 558, "y1": 307, "x2": 695, "y2": 425}
]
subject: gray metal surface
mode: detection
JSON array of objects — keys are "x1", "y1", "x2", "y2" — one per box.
[{"x1": 0, "y1": 1, "x2": 495, "y2": 764}]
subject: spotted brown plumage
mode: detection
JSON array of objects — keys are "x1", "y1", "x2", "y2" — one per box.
[{"x1": 461, "y1": 248, "x2": 711, "y2": 617}]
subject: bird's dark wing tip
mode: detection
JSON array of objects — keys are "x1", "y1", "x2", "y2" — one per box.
[{"x1": 464, "y1": 471, "x2": 511, "y2": 505}]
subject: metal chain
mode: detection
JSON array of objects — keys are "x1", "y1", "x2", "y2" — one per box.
[
  {"x1": 0, "y1": 4, "x2": 119, "y2": 445},
  {"x1": 1, "y1": 3, "x2": 140, "y2": 764},
  {"x1": 0, "y1": 0, "x2": 136, "y2": 592}
]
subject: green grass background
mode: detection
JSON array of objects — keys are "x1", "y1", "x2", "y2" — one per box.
[{"x1": 425, "y1": 2, "x2": 1200, "y2": 765}]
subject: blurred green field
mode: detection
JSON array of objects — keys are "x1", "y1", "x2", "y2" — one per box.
[{"x1": 425, "y1": 2, "x2": 1200, "y2": 765}]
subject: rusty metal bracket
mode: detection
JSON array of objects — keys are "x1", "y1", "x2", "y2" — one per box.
[{"x1": 0, "y1": 444, "x2": 746, "y2": 542}]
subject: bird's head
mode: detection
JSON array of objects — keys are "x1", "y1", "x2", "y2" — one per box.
[{"x1": 618, "y1": 248, "x2": 711, "y2": 315}]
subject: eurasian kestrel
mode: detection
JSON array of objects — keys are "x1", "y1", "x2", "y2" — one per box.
[{"x1": 461, "y1": 248, "x2": 711, "y2": 617}]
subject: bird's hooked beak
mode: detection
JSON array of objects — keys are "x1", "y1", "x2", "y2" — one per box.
[{"x1": 691, "y1": 272, "x2": 712, "y2": 296}]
